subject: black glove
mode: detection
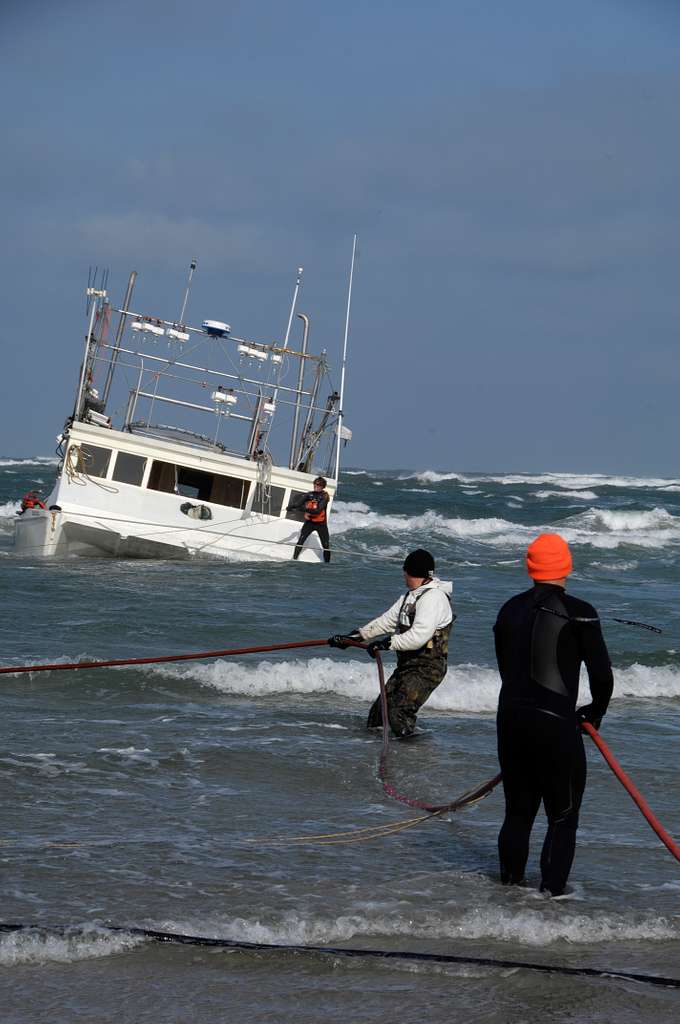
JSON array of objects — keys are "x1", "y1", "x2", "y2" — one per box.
[
  {"x1": 366, "y1": 637, "x2": 392, "y2": 658},
  {"x1": 328, "y1": 630, "x2": 361, "y2": 649},
  {"x1": 577, "y1": 704, "x2": 603, "y2": 730}
]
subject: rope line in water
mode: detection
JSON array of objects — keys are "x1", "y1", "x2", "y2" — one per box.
[
  {"x1": 1, "y1": 638, "x2": 678, "y2": 859},
  {"x1": 242, "y1": 810, "x2": 445, "y2": 845},
  {"x1": 0, "y1": 922, "x2": 678, "y2": 989}
]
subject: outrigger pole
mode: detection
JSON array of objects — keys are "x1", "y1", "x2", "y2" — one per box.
[{"x1": 333, "y1": 234, "x2": 357, "y2": 484}]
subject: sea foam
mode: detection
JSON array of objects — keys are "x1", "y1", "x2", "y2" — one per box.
[
  {"x1": 0, "y1": 456, "x2": 58, "y2": 468},
  {"x1": 148, "y1": 658, "x2": 680, "y2": 712},
  {"x1": 331, "y1": 501, "x2": 680, "y2": 550},
  {"x1": 400, "y1": 469, "x2": 680, "y2": 491},
  {"x1": 155, "y1": 905, "x2": 679, "y2": 948},
  {"x1": 0, "y1": 926, "x2": 143, "y2": 966}
]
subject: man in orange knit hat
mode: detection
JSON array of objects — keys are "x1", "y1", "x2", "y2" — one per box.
[{"x1": 493, "y1": 533, "x2": 613, "y2": 896}]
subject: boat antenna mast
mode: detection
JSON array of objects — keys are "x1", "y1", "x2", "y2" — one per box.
[
  {"x1": 333, "y1": 234, "x2": 357, "y2": 484},
  {"x1": 178, "y1": 257, "x2": 197, "y2": 325}
]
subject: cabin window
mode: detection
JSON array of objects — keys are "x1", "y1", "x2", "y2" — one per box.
[
  {"x1": 77, "y1": 443, "x2": 112, "y2": 479},
  {"x1": 112, "y1": 451, "x2": 147, "y2": 487},
  {"x1": 285, "y1": 489, "x2": 309, "y2": 521},
  {"x1": 147, "y1": 460, "x2": 249, "y2": 509},
  {"x1": 252, "y1": 484, "x2": 286, "y2": 517}
]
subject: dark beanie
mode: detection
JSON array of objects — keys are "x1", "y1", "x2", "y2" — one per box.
[{"x1": 403, "y1": 549, "x2": 435, "y2": 578}]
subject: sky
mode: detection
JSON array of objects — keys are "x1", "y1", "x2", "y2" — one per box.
[{"x1": 1, "y1": 0, "x2": 679, "y2": 475}]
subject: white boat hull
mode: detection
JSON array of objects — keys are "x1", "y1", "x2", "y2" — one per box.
[
  {"x1": 13, "y1": 423, "x2": 331, "y2": 563},
  {"x1": 14, "y1": 506, "x2": 324, "y2": 562}
]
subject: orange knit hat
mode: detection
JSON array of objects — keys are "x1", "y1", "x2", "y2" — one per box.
[{"x1": 526, "y1": 533, "x2": 573, "y2": 581}]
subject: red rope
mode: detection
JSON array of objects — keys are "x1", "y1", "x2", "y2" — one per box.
[
  {"x1": 582, "y1": 721, "x2": 680, "y2": 863},
  {"x1": 372, "y1": 648, "x2": 502, "y2": 812},
  {"x1": 0, "y1": 639, "x2": 331, "y2": 676}
]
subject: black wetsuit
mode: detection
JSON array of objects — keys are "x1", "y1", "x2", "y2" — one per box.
[
  {"x1": 493, "y1": 583, "x2": 613, "y2": 895},
  {"x1": 289, "y1": 491, "x2": 331, "y2": 563}
]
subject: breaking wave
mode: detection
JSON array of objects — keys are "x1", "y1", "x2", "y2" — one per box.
[
  {"x1": 331, "y1": 505, "x2": 531, "y2": 545},
  {"x1": 399, "y1": 471, "x2": 467, "y2": 483},
  {"x1": 152, "y1": 906, "x2": 679, "y2": 948},
  {"x1": 0, "y1": 500, "x2": 20, "y2": 519},
  {"x1": 0, "y1": 457, "x2": 58, "y2": 468},
  {"x1": 1, "y1": 903, "x2": 676, "y2": 965},
  {"x1": 331, "y1": 502, "x2": 680, "y2": 550},
  {"x1": 0, "y1": 926, "x2": 143, "y2": 965},
  {"x1": 400, "y1": 470, "x2": 680, "y2": 491},
  {"x1": 149, "y1": 658, "x2": 680, "y2": 712},
  {"x1": 534, "y1": 490, "x2": 599, "y2": 501}
]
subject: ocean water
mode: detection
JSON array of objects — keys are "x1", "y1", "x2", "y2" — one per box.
[{"x1": 1, "y1": 459, "x2": 679, "y2": 1023}]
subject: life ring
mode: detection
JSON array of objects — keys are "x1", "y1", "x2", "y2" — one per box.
[{"x1": 21, "y1": 491, "x2": 47, "y2": 512}]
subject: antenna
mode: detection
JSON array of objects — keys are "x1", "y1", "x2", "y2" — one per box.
[
  {"x1": 333, "y1": 234, "x2": 357, "y2": 484},
  {"x1": 271, "y1": 266, "x2": 302, "y2": 401},
  {"x1": 86, "y1": 266, "x2": 98, "y2": 316},
  {"x1": 178, "y1": 257, "x2": 197, "y2": 325}
]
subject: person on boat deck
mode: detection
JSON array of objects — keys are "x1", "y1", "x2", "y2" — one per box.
[
  {"x1": 493, "y1": 533, "x2": 614, "y2": 897},
  {"x1": 329, "y1": 549, "x2": 454, "y2": 737},
  {"x1": 288, "y1": 477, "x2": 331, "y2": 563}
]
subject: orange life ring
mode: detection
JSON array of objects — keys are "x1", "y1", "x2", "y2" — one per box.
[{"x1": 21, "y1": 491, "x2": 47, "y2": 512}]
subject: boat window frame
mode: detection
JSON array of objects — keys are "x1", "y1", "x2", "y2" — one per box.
[
  {"x1": 73, "y1": 441, "x2": 113, "y2": 480},
  {"x1": 146, "y1": 458, "x2": 252, "y2": 511},
  {"x1": 110, "y1": 450, "x2": 149, "y2": 488}
]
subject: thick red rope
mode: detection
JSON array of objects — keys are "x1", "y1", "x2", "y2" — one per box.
[
  {"x1": 581, "y1": 721, "x2": 680, "y2": 863},
  {"x1": 0, "y1": 639, "x2": 330, "y2": 675}
]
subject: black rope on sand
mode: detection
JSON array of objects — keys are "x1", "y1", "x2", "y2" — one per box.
[{"x1": 0, "y1": 923, "x2": 678, "y2": 989}]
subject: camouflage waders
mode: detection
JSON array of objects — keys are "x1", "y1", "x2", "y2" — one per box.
[{"x1": 366, "y1": 623, "x2": 452, "y2": 737}]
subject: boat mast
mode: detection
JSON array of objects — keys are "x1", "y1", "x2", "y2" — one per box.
[
  {"x1": 333, "y1": 234, "x2": 357, "y2": 484},
  {"x1": 289, "y1": 312, "x2": 309, "y2": 468}
]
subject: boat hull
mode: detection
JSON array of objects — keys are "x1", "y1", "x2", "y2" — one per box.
[
  {"x1": 13, "y1": 424, "x2": 332, "y2": 563},
  {"x1": 14, "y1": 507, "x2": 324, "y2": 562}
]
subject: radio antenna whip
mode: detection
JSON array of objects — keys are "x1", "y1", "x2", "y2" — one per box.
[
  {"x1": 178, "y1": 257, "x2": 197, "y2": 325},
  {"x1": 333, "y1": 233, "x2": 357, "y2": 485}
]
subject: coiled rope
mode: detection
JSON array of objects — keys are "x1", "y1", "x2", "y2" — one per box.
[
  {"x1": 372, "y1": 647, "x2": 502, "y2": 812},
  {"x1": 0, "y1": 922, "x2": 678, "y2": 989}
]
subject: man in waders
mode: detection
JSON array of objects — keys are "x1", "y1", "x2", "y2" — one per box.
[
  {"x1": 329, "y1": 549, "x2": 454, "y2": 736},
  {"x1": 288, "y1": 476, "x2": 331, "y2": 563},
  {"x1": 493, "y1": 533, "x2": 613, "y2": 896}
]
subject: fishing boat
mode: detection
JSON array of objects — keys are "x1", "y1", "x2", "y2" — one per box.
[{"x1": 14, "y1": 243, "x2": 356, "y2": 561}]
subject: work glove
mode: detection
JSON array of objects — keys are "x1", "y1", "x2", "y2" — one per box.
[
  {"x1": 577, "y1": 704, "x2": 603, "y2": 731},
  {"x1": 366, "y1": 637, "x2": 392, "y2": 658},
  {"x1": 328, "y1": 630, "x2": 362, "y2": 649}
]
